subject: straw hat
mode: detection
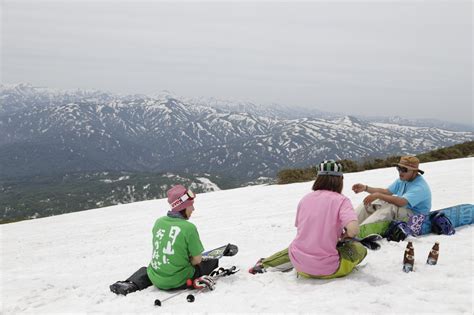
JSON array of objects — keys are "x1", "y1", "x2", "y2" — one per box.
[{"x1": 392, "y1": 156, "x2": 424, "y2": 174}]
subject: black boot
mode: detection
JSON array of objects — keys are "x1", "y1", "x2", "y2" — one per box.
[
  {"x1": 110, "y1": 281, "x2": 139, "y2": 296},
  {"x1": 110, "y1": 266, "x2": 152, "y2": 295}
]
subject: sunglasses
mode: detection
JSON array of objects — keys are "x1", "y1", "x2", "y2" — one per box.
[
  {"x1": 170, "y1": 190, "x2": 195, "y2": 208},
  {"x1": 396, "y1": 166, "x2": 409, "y2": 173}
]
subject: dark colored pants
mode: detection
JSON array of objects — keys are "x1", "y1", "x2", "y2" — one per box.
[
  {"x1": 193, "y1": 259, "x2": 220, "y2": 279},
  {"x1": 127, "y1": 259, "x2": 219, "y2": 291}
]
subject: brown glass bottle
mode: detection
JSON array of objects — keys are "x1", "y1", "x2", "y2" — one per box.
[
  {"x1": 426, "y1": 242, "x2": 439, "y2": 265},
  {"x1": 403, "y1": 241, "x2": 414, "y2": 272}
]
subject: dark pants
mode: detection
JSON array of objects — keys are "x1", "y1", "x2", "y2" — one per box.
[
  {"x1": 127, "y1": 259, "x2": 219, "y2": 291},
  {"x1": 193, "y1": 259, "x2": 220, "y2": 278}
]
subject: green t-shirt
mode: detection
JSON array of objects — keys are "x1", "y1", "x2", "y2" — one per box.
[{"x1": 146, "y1": 216, "x2": 204, "y2": 290}]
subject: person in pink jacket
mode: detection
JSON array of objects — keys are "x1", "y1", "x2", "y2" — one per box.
[{"x1": 249, "y1": 160, "x2": 367, "y2": 278}]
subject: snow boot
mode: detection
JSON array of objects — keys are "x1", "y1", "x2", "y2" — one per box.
[
  {"x1": 110, "y1": 281, "x2": 139, "y2": 296},
  {"x1": 248, "y1": 258, "x2": 266, "y2": 274},
  {"x1": 110, "y1": 266, "x2": 152, "y2": 295}
]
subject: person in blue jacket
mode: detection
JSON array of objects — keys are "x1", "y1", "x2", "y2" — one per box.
[{"x1": 352, "y1": 156, "x2": 431, "y2": 226}]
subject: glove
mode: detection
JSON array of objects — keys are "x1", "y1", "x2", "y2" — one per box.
[{"x1": 193, "y1": 275, "x2": 216, "y2": 290}]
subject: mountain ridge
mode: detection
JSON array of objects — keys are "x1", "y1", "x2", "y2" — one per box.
[{"x1": 1, "y1": 83, "x2": 472, "y2": 180}]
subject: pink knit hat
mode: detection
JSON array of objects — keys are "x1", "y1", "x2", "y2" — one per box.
[{"x1": 167, "y1": 185, "x2": 195, "y2": 212}]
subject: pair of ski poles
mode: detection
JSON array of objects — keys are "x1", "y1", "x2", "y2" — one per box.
[{"x1": 154, "y1": 266, "x2": 239, "y2": 306}]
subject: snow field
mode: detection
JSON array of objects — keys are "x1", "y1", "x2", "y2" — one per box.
[{"x1": 2, "y1": 158, "x2": 473, "y2": 313}]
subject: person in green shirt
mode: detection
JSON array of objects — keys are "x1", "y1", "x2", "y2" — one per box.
[{"x1": 110, "y1": 185, "x2": 219, "y2": 295}]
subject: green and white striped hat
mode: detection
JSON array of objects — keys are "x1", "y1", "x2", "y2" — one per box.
[{"x1": 317, "y1": 160, "x2": 343, "y2": 176}]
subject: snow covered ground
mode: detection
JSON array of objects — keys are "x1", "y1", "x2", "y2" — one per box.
[{"x1": 2, "y1": 158, "x2": 473, "y2": 314}]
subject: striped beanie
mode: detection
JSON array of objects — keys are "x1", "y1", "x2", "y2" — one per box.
[{"x1": 317, "y1": 160, "x2": 343, "y2": 176}]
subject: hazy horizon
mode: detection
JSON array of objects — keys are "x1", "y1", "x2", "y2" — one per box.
[{"x1": 2, "y1": 0, "x2": 472, "y2": 125}]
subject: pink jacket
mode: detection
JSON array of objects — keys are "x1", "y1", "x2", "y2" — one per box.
[{"x1": 289, "y1": 190, "x2": 357, "y2": 276}]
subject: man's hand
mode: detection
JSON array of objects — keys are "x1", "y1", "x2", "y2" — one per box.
[
  {"x1": 363, "y1": 193, "x2": 380, "y2": 206},
  {"x1": 352, "y1": 183, "x2": 366, "y2": 194}
]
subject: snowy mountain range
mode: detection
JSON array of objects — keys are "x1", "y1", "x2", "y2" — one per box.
[{"x1": 1, "y1": 84, "x2": 472, "y2": 180}]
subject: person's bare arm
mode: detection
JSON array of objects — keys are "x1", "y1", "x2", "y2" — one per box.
[
  {"x1": 190, "y1": 255, "x2": 202, "y2": 265},
  {"x1": 352, "y1": 183, "x2": 392, "y2": 195},
  {"x1": 342, "y1": 220, "x2": 360, "y2": 239},
  {"x1": 364, "y1": 193, "x2": 408, "y2": 207}
]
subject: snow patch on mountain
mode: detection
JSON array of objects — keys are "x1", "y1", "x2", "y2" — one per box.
[
  {"x1": 195, "y1": 177, "x2": 221, "y2": 191},
  {"x1": 1, "y1": 84, "x2": 472, "y2": 180}
]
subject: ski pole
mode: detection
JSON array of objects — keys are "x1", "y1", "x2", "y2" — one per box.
[
  {"x1": 154, "y1": 279, "x2": 193, "y2": 307},
  {"x1": 186, "y1": 287, "x2": 206, "y2": 303},
  {"x1": 186, "y1": 266, "x2": 239, "y2": 303}
]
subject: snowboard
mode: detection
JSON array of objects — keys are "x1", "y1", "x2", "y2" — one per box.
[
  {"x1": 339, "y1": 234, "x2": 383, "y2": 250},
  {"x1": 419, "y1": 203, "x2": 474, "y2": 235},
  {"x1": 356, "y1": 234, "x2": 383, "y2": 250},
  {"x1": 358, "y1": 203, "x2": 474, "y2": 238},
  {"x1": 202, "y1": 243, "x2": 238, "y2": 260}
]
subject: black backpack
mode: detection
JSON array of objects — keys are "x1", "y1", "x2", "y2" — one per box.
[{"x1": 430, "y1": 212, "x2": 455, "y2": 235}]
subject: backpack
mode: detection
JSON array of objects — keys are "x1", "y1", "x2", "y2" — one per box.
[
  {"x1": 384, "y1": 220, "x2": 412, "y2": 242},
  {"x1": 407, "y1": 214, "x2": 425, "y2": 236},
  {"x1": 430, "y1": 212, "x2": 455, "y2": 235}
]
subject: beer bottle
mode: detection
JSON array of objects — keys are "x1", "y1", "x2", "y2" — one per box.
[
  {"x1": 426, "y1": 242, "x2": 440, "y2": 265},
  {"x1": 403, "y1": 241, "x2": 415, "y2": 272}
]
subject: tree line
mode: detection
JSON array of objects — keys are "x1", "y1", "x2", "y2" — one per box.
[{"x1": 277, "y1": 141, "x2": 474, "y2": 184}]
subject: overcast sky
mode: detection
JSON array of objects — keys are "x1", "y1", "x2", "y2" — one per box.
[{"x1": 2, "y1": 0, "x2": 472, "y2": 124}]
